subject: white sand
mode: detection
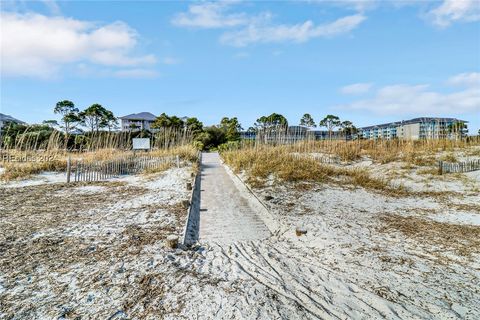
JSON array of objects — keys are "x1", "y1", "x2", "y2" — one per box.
[
  {"x1": 213, "y1": 182, "x2": 479, "y2": 319},
  {"x1": 1, "y1": 156, "x2": 479, "y2": 319},
  {"x1": 0, "y1": 171, "x2": 67, "y2": 188},
  {"x1": 167, "y1": 156, "x2": 479, "y2": 318},
  {"x1": 429, "y1": 212, "x2": 480, "y2": 226}
]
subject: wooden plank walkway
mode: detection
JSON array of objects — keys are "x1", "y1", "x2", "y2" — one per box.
[{"x1": 199, "y1": 152, "x2": 270, "y2": 244}]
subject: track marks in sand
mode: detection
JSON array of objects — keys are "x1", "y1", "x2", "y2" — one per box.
[
  {"x1": 231, "y1": 242, "x2": 348, "y2": 319},
  {"x1": 209, "y1": 241, "x2": 419, "y2": 319}
]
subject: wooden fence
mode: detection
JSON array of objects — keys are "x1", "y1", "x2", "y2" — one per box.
[
  {"x1": 293, "y1": 153, "x2": 341, "y2": 165},
  {"x1": 439, "y1": 159, "x2": 480, "y2": 174},
  {"x1": 68, "y1": 155, "x2": 180, "y2": 182}
]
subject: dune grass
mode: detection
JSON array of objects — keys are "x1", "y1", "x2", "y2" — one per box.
[
  {"x1": 221, "y1": 147, "x2": 402, "y2": 194},
  {"x1": 2, "y1": 125, "x2": 196, "y2": 151},
  {"x1": 0, "y1": 145, "x2": 199, "y2": 181},
  {"x1": 379, "y1": 214, "x2": 480, "y2": 258},
  {"x1": 1, "y1": 159, "x2": 67, "y2": 181},
  {"x1": 240, "y1": 137, "x2": 480, "y2": 164},
  {"x1": 150, "y1": 145, "x2": 199, "y2": 163}
]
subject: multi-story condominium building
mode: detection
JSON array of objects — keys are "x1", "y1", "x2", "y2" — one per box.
[
  {"x1": 359, "y1": 117, "x2": 468, "y2": 140},
  {"x1": 119, "y1": 112, "x2": 157, "y2": 131},
  {"x1": 240, "y1": 126, "x2": 354, "y2": 141}
]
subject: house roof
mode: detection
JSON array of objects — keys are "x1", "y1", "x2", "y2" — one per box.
[
  {"x1": 360, "y1": 117, "x2": 468, "y2": 130},
  {"x1": 119, "y1": 112, "x2": 157, "y2": 121},
  {"x1": 0, "y1": 113, "x2": 26, "y2": 124}
]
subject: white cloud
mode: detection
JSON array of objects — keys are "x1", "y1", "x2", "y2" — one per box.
[
  {"x1": 0, "y1": 12, "x2": 156, "y2": 78},
  {"x1": 340, "y1": 82, "x2": 373, "y2": 94},
  {"x1": 172, "y1": 2, "x2": 365, "y2": 46},
  {"x1": 171, "y1": 2, "x2": 249, "y2": 28},
  {"x1": 40, "y1": 0, "x2": 61, "y2": 15},
  {"x1": 338, "y1": 78, "x2": 480, "y2": 115},
  {"x1": 3, "y1": 0, "x2": 62, "y2": 14},
  {"x1": 447, "y1": 72, "x2": 480, "y2": 87},
  {"x1": 114, "y1": 69, "x2": 159, "y2": 79},
  {"x1": 311, "y1": 0, "x2": 378, "y2": 12},
  {"x1": 317, "y1": 0, "x2": 480, "y2": 28},
  {"x1": 220, "y1": 14, "x2": 366, "y2": 46},
  {"x1": 427, "y1": 0, "x2": 480, "y2": 27}
]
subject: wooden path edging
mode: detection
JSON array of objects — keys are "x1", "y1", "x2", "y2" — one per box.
[
  {"x1": 220, "y1": 159, "x2": 282, "y2": 236},
  {"x1": 182, "y1": 152, "x2": 202, "y2": 246}
]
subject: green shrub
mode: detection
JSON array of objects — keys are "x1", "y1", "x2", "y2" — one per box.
[{"x1": 218, "y1": 140, "x2": 240, "y2": 152}]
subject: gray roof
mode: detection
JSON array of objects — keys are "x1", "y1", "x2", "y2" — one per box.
[
  {"x1": 360, "y1": 117, "x2": 467, "y2": 130},
  {"x1": 119, "y1": 112, "x2": 157, "y2": 121},
  {"x1": 0, "y1": 113, "x2": 26, "y2": 124}
]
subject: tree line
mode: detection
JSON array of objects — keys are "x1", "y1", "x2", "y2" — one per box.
[
  {"x1": 0, "y1": 98, "x2": 247, "y2": 150},
  {"x1": 149, "y1": 113, "x2": 243, "y2": 150},
  {"x1": 299, "y1": 113, "x2": 358, "y2": 137},
  {"x1": 248, "y1": 113, "x2": 358, "y2": 138},
  {"x1": 1, "y1": 100, "x2": 120, "y2": 150},
  {"x1": 1, "y1": 102, "x2": 361, "y2": 150},
  {"x1": 2, "y1": 104, "x2": 475, "y2": 150},
  {"x1": 49, "y1": 100, "x2": 118, "y2": 141},
  {"x1": 22, "y1": 100, "x2": 475, "y2": 152}
]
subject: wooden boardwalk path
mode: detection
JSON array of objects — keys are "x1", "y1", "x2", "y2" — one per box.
[{"x1": 199, "y1": 152, "x2": 270, "y2": 244}]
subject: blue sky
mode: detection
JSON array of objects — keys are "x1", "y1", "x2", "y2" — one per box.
[{"x1": 1, "y1": 0, "x2": 479, "y2": 133}]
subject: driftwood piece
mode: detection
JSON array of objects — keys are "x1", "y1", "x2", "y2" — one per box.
[
  {"x1": 295, "y1": 227, "x2": 307, "y2": 237},
  {"x1": 182, "y1": 200, "x2": 190, "y2": 209},
  {"x1": 166, "y1": 235, "x2": 179, "y2": 249}
]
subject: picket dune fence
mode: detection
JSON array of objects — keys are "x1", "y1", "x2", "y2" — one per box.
[
  {"x1": 66, "y1": 155, "x2": 180, "y2": 182},
  {"x1": 438, "y1": 159, "x2": 480, "y2": 175},
  {"x1": 292, "y1": 153, "x2": 341, "y2": 165}
]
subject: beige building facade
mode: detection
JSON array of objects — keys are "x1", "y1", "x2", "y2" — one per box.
[{"x1": 360, "y1": 117, "x2": 468, "y2": 140}]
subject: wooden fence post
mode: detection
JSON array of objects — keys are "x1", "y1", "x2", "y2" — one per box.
[
  {"x1": 74, "y1": 160, "x2": 78, "y2": 182},
  {"x1": 66, "y1": 155, "x2": 71, "y2": 183},
  {"x1": 438, "y1": 161, "x2": 443, "y2": 175},
  {"x1": 176, "y1": 155, "x2": 180, "y2": 168}
]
